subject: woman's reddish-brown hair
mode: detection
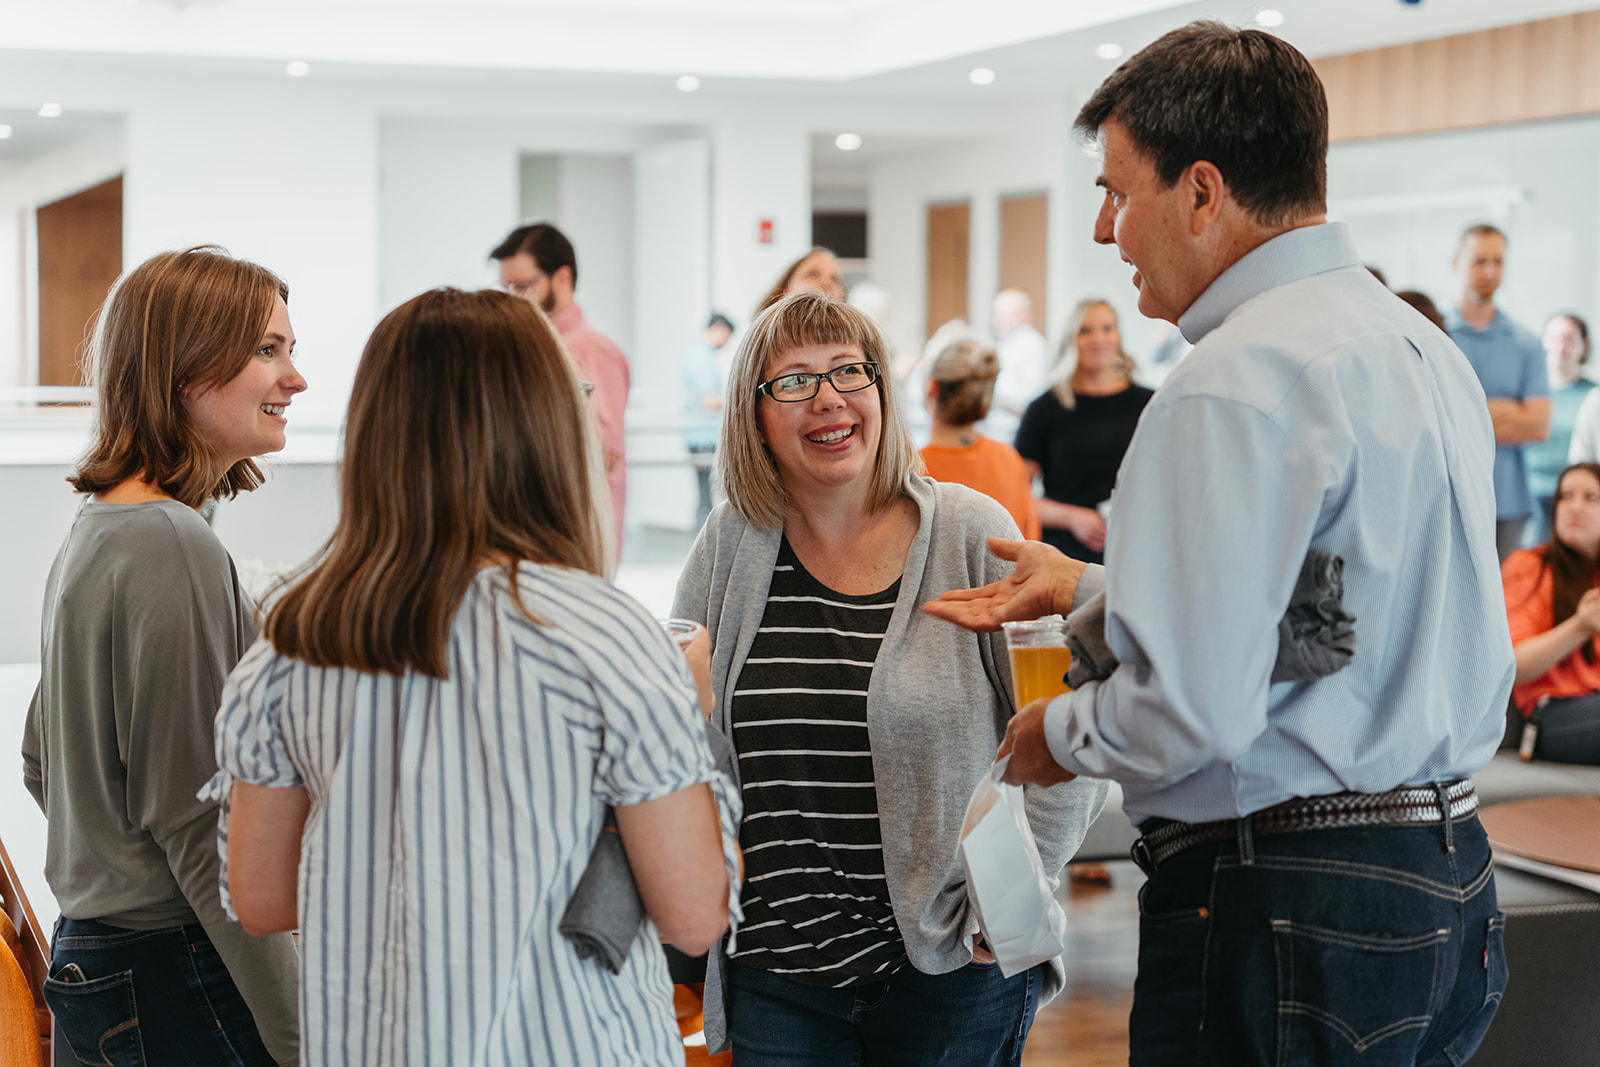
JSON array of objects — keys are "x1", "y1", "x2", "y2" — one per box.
[
  {"x1": 264, "y1": 288, "x2": 606, "y2": 678},
  {"x1": 69, "y1": 246, "x2": 288, "y2": 507}
]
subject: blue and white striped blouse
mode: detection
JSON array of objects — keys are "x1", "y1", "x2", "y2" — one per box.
[{"x1": 207, "y1": 562, "x2": 743, "y2": 1067}]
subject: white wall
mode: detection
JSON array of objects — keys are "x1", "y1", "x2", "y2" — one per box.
[
  {"x1": 1328, "y1": 116, "x2": 1600, "y2": 332},
  {"x1": 124, "y1": 91, "x2": 380, "y2": 429},
  {"x1": 711, "y1": 115, "x2": 812, "y2": 325},
  {"x1": 558, "y1": 153, "x2": 636, "y2": 357},
  {"x1": 379, "y1": 119, "x2": 517, "y2": 310},
  {"x1": 631, "y1": 138, "x2": 711, "y2": 530}
]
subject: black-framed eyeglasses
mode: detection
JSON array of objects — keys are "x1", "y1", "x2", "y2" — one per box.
[{"x1": 757, "y1": 362, "x2": 880, "y2": 403}]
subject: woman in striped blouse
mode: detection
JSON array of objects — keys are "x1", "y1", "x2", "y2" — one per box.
[
  {"x1": 674, "y1": 290, "x2": 1107, "y2": 1064},
  {"x1": 210, "y1": 288, "x2": 743, "y2": 1066}
]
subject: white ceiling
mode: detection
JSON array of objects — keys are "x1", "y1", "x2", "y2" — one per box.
[{"x1": 3, "y1": 0, "x2": 1597, "y2": 90}]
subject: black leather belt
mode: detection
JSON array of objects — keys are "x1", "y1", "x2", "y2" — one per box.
[{"x1": 1129, "y1": 779, "x2": 1478, "y2": 876}]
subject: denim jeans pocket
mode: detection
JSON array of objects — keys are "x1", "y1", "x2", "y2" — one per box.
[
  {"x1": 44, "y1": 969, "x2": 147, "y2": 1066},
  {"x1": 1271, "y1": 917, "x2": 1448, "y2": 1064},
  {"x1": 1441, "y1": 913, "x2": 1509, "y2": 1067}
]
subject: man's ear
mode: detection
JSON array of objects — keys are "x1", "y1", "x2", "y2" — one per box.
[
  {"x1": 1186, "y1": 160, "x2": 1228, "y2": 236},
  {"x1": 554, "y1": 264, "x2": 576, "y2": 295}
]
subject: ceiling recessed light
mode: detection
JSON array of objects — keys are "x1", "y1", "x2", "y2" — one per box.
[
  {"x1": 38, "y1": 103, "x2": 62, "y2": 118},
  {"x1": 0, "y1": 125, "x2": 12, "y2": 140},
  {"x1": 969, "y1": 67, "x2": 996, "y2": 86},
  {"x1": 1095, "y1": 43, "x2": 1124, "y2": 60},
  {"x1": 835, "y1": 132, "x2": 863, "y2": 151},
  {"x1": 675, "y1": 74, "x2": 701, "y2": 92},
  {"x1": 1255, "y1": 8, "x2": 1285, "y2": 27},
  {"x1": 285, "y1": 60, "x2": 311, "y2": 77}
]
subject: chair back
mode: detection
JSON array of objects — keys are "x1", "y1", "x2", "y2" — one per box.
[{"x1": 0, "y1": 835, "x2": 50, "y2": 1067}]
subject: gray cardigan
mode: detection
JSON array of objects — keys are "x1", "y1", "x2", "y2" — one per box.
[{"x1": 673, "y1": 474, "x2": 1108, "y2": 1053}]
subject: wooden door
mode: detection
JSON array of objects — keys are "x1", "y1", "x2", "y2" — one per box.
[
  {"x1": 1000, "y1": 193, "x2": 1048, "y2": 332},
  {"x1": 37, "y1": 175, "x2": 123, "y2": 388},
  {"x1": 926, "y1": 200, "x2": 970, "y2": 340}
]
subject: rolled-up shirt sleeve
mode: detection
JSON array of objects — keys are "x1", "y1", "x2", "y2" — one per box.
[{"x1": 1042, "y1": 392, "x2": 1328, "y2": 786}]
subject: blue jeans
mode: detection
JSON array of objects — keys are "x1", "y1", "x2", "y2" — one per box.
[
  {"x1": 1129, "y1": 814, "x2": 1507, "y2": 1067},
  {"x1": 44, "y1": 917, "x2": 276, "y2": 1067},
  {"x1": 727, "y1": 958, "x2": 1042, "y2": 1066}
]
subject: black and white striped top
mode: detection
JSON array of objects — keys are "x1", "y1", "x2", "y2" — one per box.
[
  {"x1": 206, "y1": 563, "x2": 743, "y2": 1067},
  {"x1": 726, "y1": 539, "x2": 906, "y2": 986}
]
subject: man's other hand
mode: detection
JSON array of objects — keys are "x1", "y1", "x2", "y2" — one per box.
[
  {"x1": 996, "y1": 698, "x2": 1077, "y2": 787},
  {"x1": 922, "y1": 538, "x2": 1085, "y2": 633}
]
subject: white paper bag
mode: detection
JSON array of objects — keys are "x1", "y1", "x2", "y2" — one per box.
[{"x1": 959, "y1": 756, "x2": 1070, "y2": 978}]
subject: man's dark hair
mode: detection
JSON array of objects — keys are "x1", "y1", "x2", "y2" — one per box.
[
  {"x1": 1458, "y1": 223, "x2": 1507, "y2": 254},
  {"x1": 490, "y1": 222, "x2": 578, "y2": 288},
  {"x1": 1074, "y1": 21, "x2": 1328, "y2": 227},
  {"x1": 708, "y1": 312, "x2": 734, "y2": 331}
]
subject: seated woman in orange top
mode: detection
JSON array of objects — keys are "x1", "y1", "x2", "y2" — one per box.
[
  {"x1": 918, "y1": 337, "x2": 1041, "y2": 540},
  {"x1": 1503, "y1": 461, "x2": 1600, "y2": 764}
]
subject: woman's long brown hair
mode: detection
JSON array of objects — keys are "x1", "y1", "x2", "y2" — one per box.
[
  {"x1": 1539, "y1": 463, "x2": 1600, "y2": 664},
  {"x1": 265, "y1": 288, "x2": 606, "y2": 678}
]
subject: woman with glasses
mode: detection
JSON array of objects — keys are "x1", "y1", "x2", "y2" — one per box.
[
  {"x1": 673, "y1": 289, "x2": 1106, "y2": 1065},
  {"x1": 22, "y1": 247, "x2": 304, "y2": 1065}
]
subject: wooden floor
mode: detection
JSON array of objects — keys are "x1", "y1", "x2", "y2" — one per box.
[{"x1": 1021, "y1": 860, "x2": 1141, "y2": 1067}]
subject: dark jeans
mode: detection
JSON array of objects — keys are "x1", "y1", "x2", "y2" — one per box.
[
  {"x1": 45, "y1": 917, "x2": 276, "y2": 1067},
  {"x1": 727, "y1": 958, "x2": 1042, "y2": 1066},
  {"x1": 1534, "y1": 693, "x2": 1600, "y2": 764},
  {"x1": 1129, "y1": 814, "x2": 1506, "y2": 1067}
]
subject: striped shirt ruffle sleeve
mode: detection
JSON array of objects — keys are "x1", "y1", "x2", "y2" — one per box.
[
  {"x1": 201, "y1": 635, "x2": 304, "y2": 920},
  {"x1": 524, "y1": 567, "x2": 745, "y2": 946}
]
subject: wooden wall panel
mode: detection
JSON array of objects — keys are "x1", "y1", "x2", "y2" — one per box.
[
  {"x1": 926, "y1": 201, "x2": 970, "y2": 341},
  {"x1": 999, "y1": 194, "x2": 1048, "y2": 337},
  {"x1": 1315, "y1": 11, "x2": 1600, "y2": 142},
  {"x1": 36, "y1": 175, "x2": 122, "y2": 388}
]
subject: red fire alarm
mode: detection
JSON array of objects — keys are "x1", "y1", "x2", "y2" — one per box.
[{"x1": 758, "y1": 218, "x2": 774, "y2": 245}]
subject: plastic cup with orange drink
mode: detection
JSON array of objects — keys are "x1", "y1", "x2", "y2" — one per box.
[{"x1": 1001, "y1": 616, "x2": 1073, "y2": 708}]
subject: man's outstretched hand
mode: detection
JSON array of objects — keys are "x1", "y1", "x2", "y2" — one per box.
[
  {"x1": 997, "y1": 698, "x2": 1077, "y2": 787},
  {"x1": 922, "y1": 538, "x2": 1086, "y2": 633}
]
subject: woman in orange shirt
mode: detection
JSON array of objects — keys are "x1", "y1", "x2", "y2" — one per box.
[
  {"x1": 918, "y1": 337, "x2": 1042, "y2": 540},
  {"x1": 1503, "y1": 461, "x2": 1600, "y2": 764}
]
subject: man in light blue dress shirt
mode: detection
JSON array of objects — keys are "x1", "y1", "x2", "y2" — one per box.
[
  {"x1": 928, "y1": 22, "x2": 1513, "y2": 1067},
  {"x1": 1442, "y1": 224, "x2": 1549, "y2": 561}
]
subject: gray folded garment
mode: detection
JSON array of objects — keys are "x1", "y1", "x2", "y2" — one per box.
[
  {"x1": 558, "y1": 719, "x2": 736, "y2": 973},
  {"x1": 1064, "y1": 549, "x2": 1356, "y2": 689},
  {"x1": 558, "y1": 809, "x2": 641, "y2": 974}
]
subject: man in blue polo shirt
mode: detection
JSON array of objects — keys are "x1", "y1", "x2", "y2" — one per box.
[{"x1": 1444, "y1": 223, "x2": 1549, "y2": 560}]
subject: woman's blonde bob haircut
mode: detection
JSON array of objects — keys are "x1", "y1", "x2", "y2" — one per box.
[
  {"x1": 265, "y1": 288, "x2": 606, "y2": 678},
  {"x1": 70, "y1": 246, "x2": 288, "y2": 508},
  {"x1": 721, "y1": 289, "x2": 920, "y2": 530},
  {"x1": 1050, "y1": 298, "x2": 1135, "y2": 410}
]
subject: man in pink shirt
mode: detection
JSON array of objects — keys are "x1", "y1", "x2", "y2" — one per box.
[{"x1": 493, "y1": 223, "x2": 630, "y2": 557}]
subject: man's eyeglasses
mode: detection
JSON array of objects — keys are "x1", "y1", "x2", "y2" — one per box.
[
  {"x1": 503, "y1": 273, "x2": 546, "y2": 298},
  {"x1": 757, "y1": 362, "x2": 880, "y2": 403}
]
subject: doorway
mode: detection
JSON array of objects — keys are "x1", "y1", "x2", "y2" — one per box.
[{"x1": 36, "y1": 175, "x2": 122, "y2": 388}]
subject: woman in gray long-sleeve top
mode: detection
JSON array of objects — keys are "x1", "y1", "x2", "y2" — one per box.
[{"x1": 21, "y1": 247, "x2": 305, "y2": 1065}]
